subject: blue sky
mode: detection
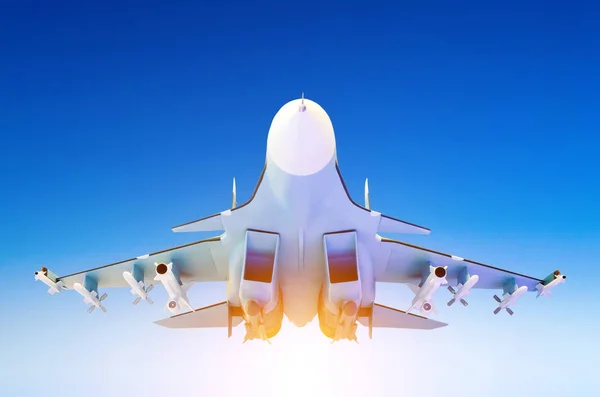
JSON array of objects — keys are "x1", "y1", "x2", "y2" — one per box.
[{"x1": 1, "y1": 1, "x2": 599, "y2": 396}]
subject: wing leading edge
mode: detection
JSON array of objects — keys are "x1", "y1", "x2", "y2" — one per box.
[
  {"x1": 56, "y1": 236, "x2": 229, "y2": 290},
  {"x1": 376, "y1": 237, "x2": 547, "y2": 291},
  {"x1": 171, "y1": 163, "x2": 431, "y2": 236}
]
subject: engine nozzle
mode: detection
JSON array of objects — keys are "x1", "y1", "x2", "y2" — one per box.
[
  {"x1": 342, "y1": 301, "x2": 358, "y2": 317},
  {"x1": 245, "y1": 300, "x2": 262, "y2": 317}
]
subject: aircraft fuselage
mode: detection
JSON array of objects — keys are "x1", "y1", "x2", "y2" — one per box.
[{"x1": 219, "y1": 98, "x2": 379, "y2": 327}]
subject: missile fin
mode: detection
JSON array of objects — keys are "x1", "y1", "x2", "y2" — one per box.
[{"x1": 182, "y1": 282, "x2": 194, "y2": 293}]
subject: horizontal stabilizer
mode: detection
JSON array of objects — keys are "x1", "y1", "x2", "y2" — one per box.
[
  {"x1": 172, "y1": 213, "x2": 225, "y2": 233},
  {"x1": 358, "y1": 303, "x2": 447, "y2": 330},
  {"x1": 154, "y1": 301, "x2": 243, "y2": 329},
  {"x1": 378, "y1": 215, "x2": 430, "y2": 235}
]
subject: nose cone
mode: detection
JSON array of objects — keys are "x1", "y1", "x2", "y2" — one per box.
[{"x1": 266, "y1": 97, "x2": 336, "y2": 176}]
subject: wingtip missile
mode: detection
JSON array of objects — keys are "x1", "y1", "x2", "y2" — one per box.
[
  {"x1": 536, "y1": 270, "x2": 566, "y2": 298},
  {"x1": 34, "y1": 267, "x2": 65, "y2": 295}
]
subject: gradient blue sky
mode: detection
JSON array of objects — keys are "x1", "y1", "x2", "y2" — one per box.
[{"x1": 1, "y1": 1, "x2": 599, "y2": 396}]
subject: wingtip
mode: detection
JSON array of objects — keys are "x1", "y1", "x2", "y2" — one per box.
[{"x1": 171, "y1": 222, "x2": 191, "y2": 233}]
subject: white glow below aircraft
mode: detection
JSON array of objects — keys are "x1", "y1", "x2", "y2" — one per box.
[{"x1": 35, "y1": 96, "x2": 566, "y2": 342}]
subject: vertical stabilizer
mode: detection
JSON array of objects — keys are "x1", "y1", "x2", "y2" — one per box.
[
  {"x1": 232, "y1": 178, "x2": 237, "y2": 209},
  {"x1": 364, "y1": 178, "x2": 370, "y2": 210}
]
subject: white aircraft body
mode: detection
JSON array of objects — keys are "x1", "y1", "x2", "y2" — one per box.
[
  {"x1": 72, "y1": 282, "x2": 108, "y2": 313},
  {"x1": 35, "y1": 96, "x2": 566, "y2": 342}
]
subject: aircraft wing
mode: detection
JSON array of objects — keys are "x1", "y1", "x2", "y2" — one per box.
[
  {"x1": 56, "y1": 236, "x2": 228, "y2": 289},
  {"x1": 376, "y1": 237, "x2": 544, "y2": 291}
]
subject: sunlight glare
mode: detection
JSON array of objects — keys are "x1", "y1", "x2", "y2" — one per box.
[{"x1": 221, "y1": 318, "x2": 382, "y2": 397}]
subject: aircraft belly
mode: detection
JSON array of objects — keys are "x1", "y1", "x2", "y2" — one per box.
[
  {"x1": 280, "y1": 280, "x2": 321, "y2": 326},
  {"x1": 278, "y1": 235, "x2": 326, "y2": 326},
  {"x1": 219, "y1": 158, "x2": 381, "y2": 327}
]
